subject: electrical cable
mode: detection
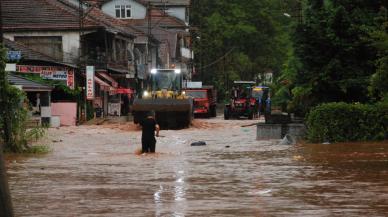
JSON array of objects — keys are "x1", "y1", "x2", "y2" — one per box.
[{"x1": 199, "y1": 47, "x2": 235, "y2": 70}]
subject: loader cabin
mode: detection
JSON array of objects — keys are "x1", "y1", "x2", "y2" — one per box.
[
  {"x1": 132, "y1": 68, "x2": 192, "y2": 129},
  {"x1": 143, "y1": 68, "x2": 183, "y2": 98}
]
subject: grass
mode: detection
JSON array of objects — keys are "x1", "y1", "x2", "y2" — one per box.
[{"x1": 24, "y1": 145, "x2": 51, "y2": 154}]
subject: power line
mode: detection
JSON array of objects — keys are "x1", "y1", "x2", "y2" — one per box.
[{"x1": 199, "y1": 47, "x2": 235, "y2": 70}]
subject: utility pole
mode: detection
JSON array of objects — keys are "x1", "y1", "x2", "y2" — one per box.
[
  {"x1": 0, "y1": 0, "x2": 15, "y2": 215},
  {"x1": 79, "y1": 0, "x2": 87, "y2": 122},
  {"x1": 147, "y1": 1, "x2": 151, "y2": 72}
]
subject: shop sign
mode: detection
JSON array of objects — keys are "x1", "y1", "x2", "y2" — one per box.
[
  {"x1": 67, "y1": 70, "x2": 75, "y2": 89},
  {"x1": 86, "y1": 66, "x2": 95, "y2": 100},
  {"x1": 7, "y1": 51, "x2": 21, "y2": 61},
  {"x1": 5, "y1": 63, "x2": 16, "y2": 72},
  {"x1": 17, "y1": 65, "x2": 60, "y2": 74},
  {"x1": 16, "y1": 65, "x2": 75, "y2": 88},
  {"x1": 40, "y1": 70, "x2": 68, "y2": 80}
]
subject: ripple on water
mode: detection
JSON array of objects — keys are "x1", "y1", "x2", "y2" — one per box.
[{"x1": 6, "y1": 120, "x2": 388, "y2": 216}]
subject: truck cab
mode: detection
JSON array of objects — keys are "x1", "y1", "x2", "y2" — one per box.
[{"x1": 185, "y1": 86, "x2": 217, "y2": 118}]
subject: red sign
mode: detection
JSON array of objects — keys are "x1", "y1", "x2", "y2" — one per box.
[
  {"x1": 115, "y1": 88, "x2": 133, "y2": 94},
  {"x1": 67, "y1": 70, "x2": 75, "y2": 89},
  {"x1": 17, "y1": 65, "x2": 66, "y2": 74}
]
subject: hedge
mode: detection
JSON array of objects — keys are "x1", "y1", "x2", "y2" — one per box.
[{"x1": 306, "y1": 102, "x2": 388, "y2": 143}]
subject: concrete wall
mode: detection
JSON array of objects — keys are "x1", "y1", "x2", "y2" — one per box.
[
  {"x1": 102, "y1": 0, "x2": 146, "y2": 19},
  {"x1": 4, "y1": 31, "x2": 80, "y2": 64},
  {"x1": 257, "y1": 123, "x2": 306, "y2": 140},
  {"x1": 256, "y1": 124, "x2": 282, "y2": 140},
  {"x1": 51, "y1": 102, "x2": 77, "y2": 126}
]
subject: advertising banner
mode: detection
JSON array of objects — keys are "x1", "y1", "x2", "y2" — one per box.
[
  {"x1": 40, "y1": 70, "x2": 68, "y2": 80},
  {"x1": 67, "y1": 70, "x2": 75, "y2": 89},
  {"x1": 86, "y1": 66, "x2": 95, "y2": 100},
  {"x1": 16, "y1": 65, "x2": 75, "y2": 88}
]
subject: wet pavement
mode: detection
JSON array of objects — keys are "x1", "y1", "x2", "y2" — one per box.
[{"x1": 5, "y1": 116, "x2": 388, "y2": 217}]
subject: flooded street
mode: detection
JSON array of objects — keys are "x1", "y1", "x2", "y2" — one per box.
[{"x1": 6, "y1": 117, "x2": 388, "y2": 217}]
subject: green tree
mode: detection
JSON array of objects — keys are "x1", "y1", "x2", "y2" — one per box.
[
  {"x1": 191, "y1": 0, "x2": 294, "y2": 100},
  {"x1": 369, "y1": 7, "x2": 388, "y2": 101},
  {"x1": 0, "y1": 46, "x2": 13, "y2": 148},
  {"x1": 291, "y1": 0, "x2": 388, "y2": 114},
  {"x1": 0, "y1": 46, "x2": 47, "y2": 153},
  {"x1": 0, "y1": 44, "x2": 15, "y2": 216}
]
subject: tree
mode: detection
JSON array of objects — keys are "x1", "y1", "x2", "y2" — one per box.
[
  {"x1": 369, "y1": 7, "x2": 388, "y2": 101},
  {"x1": 291, "y1": 0, "x2": 387, "y2": 114},
  {"x1": 191, "y1": 0, "x2": 293, "y2": 100},
  {"x1": 0, "y1": 44, "x2": 15, "y2": 216}
]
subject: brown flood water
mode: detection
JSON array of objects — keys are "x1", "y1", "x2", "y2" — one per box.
[{"x1": 5, "y1": 117, "x2": 388, "y2": 217}]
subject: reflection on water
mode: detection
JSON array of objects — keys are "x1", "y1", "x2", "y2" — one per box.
[{"x1": 6, "y1": 119, "x2": 388, "y2": 217}]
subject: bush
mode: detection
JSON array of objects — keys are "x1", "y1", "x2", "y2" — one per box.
[
  {"x1": 0, "y1": 85, "x2": 48, "y2": 153},
  {"x1": 306, "y1": 102, "x2": 388, "y2": 143},
  {"x1": 24, "y1": 145, "x2": 50, "y2": 154}
]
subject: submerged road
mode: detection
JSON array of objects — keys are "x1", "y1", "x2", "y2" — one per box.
[{"x1": 6, "y1": 117, "x2": 388, "y2": 217}]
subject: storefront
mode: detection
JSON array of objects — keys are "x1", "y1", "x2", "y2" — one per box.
[
  {"x1": 16, "y1": 65, "x2": 75, "y2": 89},
  {"x1": 107, "y1": 88, "x2": 134, "y2": 116},
  {"x1": 8, "y1": 74, "x2": 53, "y2": 126}
]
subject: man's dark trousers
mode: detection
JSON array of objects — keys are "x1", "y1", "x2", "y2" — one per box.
[{"x1": 142, "y1": 137, "x2": 156, "y2": 153}]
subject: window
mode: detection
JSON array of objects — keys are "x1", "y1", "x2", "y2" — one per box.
[
  {"x1": 186, "y1": 91, "x2": 207, "y2": 99},
  {"x1": 126, "y1": 5, "x2": 131, "y2": 17},
  {"x1": 115, "y1": 5, "x2": 131, "y2": 19},
  {"x1": 115, "y1": 5, "x2": 120, "y2": 17}
]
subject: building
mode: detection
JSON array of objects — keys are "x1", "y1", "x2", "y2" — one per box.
[
  {"x1": 2, "y1": 0, "x2": 139, "y2": 118},
  {"x1": 86, "y1": 0, "x2": 193, "y2": 80}
]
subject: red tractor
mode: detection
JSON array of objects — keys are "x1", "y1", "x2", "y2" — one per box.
[
  {"x1": 224, "y1": 81, "x2": 257, "y2": 120},
  {"x1": 184, "y1": 85, "x2": 217, "y2": 118}
]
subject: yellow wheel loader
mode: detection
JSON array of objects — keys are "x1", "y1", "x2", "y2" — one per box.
[{"x1": 132, "y1": 69, "x2": 193, "y2": 129}]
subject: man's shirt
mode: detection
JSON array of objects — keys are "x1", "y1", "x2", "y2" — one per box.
[{"x1": 140, "y1": 117, "x2": 157, "y2": 140}]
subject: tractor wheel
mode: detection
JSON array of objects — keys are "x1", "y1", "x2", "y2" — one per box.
[
  {"x1": 224, "y1": 108, "x2": 230, "y2": 120},
  {"x1": 211, "y1": 106, "x2": 217, "y2": 117},
  {"x1": 248, "y1": 110, "x2": 254, "y2": 120},
  {"x1": 207, "y1": 109, "x2": 212, "y2": 118}
]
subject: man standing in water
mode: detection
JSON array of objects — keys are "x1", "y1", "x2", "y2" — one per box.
[{"x1": 140, "y1": 111, "x2": 160, "y2": 153}]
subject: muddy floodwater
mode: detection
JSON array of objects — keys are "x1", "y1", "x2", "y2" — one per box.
[{"x1": 6, "y1": 117, "x2": 388, "y2": 217}]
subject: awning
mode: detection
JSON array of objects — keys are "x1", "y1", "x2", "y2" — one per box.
[
  {"x1": 98, "y1": 71, "x2": 118, "y2": 88},
  {"x1": 107, "y1": 66, "x2": 128, "y2": 74},
  {"x1": 114, "y1": 88, "x2": 134, "y2": 94},
  {"x1": 94, "y1": 76, "x2": 110, "y2": 87},
  {"x1": 8, "y1": 74, "x2": 52, "y2": 92}
]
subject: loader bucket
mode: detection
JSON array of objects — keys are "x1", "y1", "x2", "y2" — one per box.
[{"x1": 132, "y1": 98, "x2": 193, "y2": 129}]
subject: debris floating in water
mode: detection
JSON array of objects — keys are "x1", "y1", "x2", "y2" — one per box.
[
  {"x1": 191, "y1": 141, "x2": 206, "y2": 146},
  {"x1": 278, "y1": 134, "x2": 296, "y2": 145},
  {"x1": 293, "y1": 155, "x2": 304, "y2": 161}
]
